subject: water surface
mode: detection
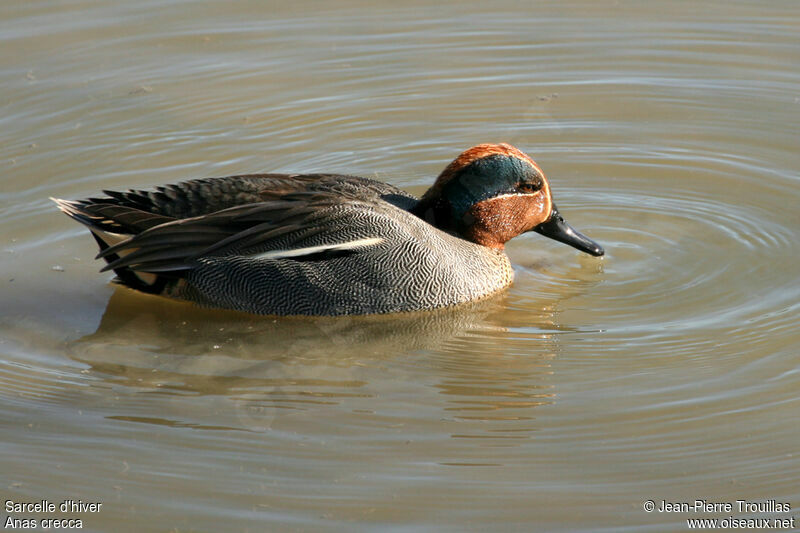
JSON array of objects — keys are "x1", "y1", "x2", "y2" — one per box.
[{"x1": 2, "y1": 0, "x2": 798, "y2": 531}]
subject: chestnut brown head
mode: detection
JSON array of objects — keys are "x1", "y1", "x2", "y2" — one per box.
[{"x1": 415, "y1": 143, "x2": 603, "y2": 256}]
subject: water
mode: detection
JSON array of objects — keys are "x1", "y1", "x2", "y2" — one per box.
[{"x1": 1, "y1": 0, "x2": 798, "y2": 531}]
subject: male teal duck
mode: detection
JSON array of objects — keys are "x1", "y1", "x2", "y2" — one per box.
[{"x1": 53, "y1": 143, "x2": 603, "y2": 316}]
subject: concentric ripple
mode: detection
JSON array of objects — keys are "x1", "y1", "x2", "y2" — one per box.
[
  {"x1": 515, "y1": 171, "x2": 795, "y2": 371},
  {"x1": 597, "y1": 190, "x2": 793, "y2": 312}
]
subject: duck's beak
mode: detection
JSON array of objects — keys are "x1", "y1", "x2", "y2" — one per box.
[{"x1": 533, "y1": 204, "x2": 604, "y2": 256}]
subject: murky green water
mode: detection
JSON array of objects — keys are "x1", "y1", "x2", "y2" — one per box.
[{"x1": 2, "y1": 0, "x2": 798, "y2": 531}]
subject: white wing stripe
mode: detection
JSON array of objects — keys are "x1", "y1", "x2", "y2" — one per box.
[{"x1": 252, "y1": 237, "x2": 384, "y2": 260}]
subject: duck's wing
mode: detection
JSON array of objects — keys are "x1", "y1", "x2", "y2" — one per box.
[
  {"x1": 92, "y1": 189, "x2": 402, "y2": 274},
  {"x1": 54, "y1": 173, "x2": 419, "y2": 292}
]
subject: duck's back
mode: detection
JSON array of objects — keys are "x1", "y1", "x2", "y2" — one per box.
[{"x1": 91, "y1": 173, "x2": 419, "y2": 219}]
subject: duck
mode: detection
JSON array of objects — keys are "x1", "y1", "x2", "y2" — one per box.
[{"x1": 52, "y1": 143, "x2": 604, "y2": 316}]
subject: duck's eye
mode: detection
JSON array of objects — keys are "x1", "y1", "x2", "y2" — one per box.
[{"x1": 518, "y1": 181, "x2": 542, "y2": 193}]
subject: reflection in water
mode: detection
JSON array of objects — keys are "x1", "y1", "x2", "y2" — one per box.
[
  {"x1": 75, "y1": 285, "x2": 509, "y2": 359},
  {"x1": 62, "y1": 276, "x2": 597, "y2": 438}
]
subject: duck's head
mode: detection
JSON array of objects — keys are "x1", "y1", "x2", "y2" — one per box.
[{"x1": 415, "y1": 143, "x2": 604, "y2": 256}]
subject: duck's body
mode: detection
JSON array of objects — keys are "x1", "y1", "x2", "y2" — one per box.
[{"x1": 53, "y1": 144, "x2": 603, "y2": 316}]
